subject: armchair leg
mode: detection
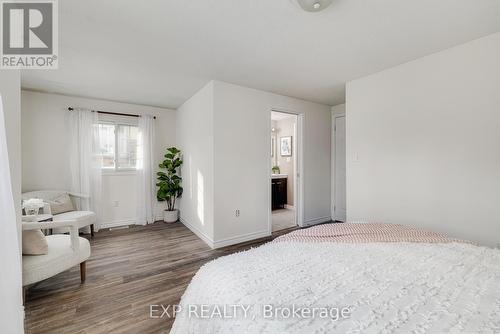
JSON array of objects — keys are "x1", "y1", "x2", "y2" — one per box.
[
  {"x1": 80, "y1": 262, "x2": 86, "y2": 282},
  {"x1": 90, "y1": 224, "x2": 95, "y2": 237}
]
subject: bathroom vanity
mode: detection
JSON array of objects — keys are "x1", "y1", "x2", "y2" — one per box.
[{"x1": 271, "y1": 174, "x2": 287, "y2": 210}]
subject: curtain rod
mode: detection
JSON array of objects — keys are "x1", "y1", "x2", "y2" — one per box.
[{"x1": 67, "y1": 107, "x2": 156, "y2": 119}]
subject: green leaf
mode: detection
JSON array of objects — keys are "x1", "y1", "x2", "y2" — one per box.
[{"x1": 168, "y1": 147, "x2": 180, "y2": 154}]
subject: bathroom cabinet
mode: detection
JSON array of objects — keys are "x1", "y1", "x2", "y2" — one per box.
[{"x1": 271, "y1": 177, "x2": 287, "y2": 210}]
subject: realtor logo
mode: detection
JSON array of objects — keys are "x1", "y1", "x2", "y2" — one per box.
[{"x1": 1, "y1": 0, "x2": 58, "y2": 69}]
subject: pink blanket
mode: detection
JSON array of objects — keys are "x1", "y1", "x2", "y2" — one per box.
[{"x1": 274, "y1": 222, "x2": 472, "y2": 244}]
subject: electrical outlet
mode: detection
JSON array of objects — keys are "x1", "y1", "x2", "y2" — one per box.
[
  {"x1": 235, "y1": 209, "x2": 240, "y2": 217},
  {"x1": 113, "y1": 200, "x2": 119, "y2": 207}
]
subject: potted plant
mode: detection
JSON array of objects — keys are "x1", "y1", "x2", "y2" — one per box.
[{"x1": 157, "y1": 147, "x2": 183, "y2": 223}]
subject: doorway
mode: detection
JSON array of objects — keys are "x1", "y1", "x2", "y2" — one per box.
[
  {"x1": 270, "y1": 111, "x2": 299, "y2": 232},
  {"x1": 333, "y1": 114, "x2": 346, "y2": 222}
]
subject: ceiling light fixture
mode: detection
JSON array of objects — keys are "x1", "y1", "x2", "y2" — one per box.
[{"x1": 296, "y1": 0, "x2": 333, "y2": 12}]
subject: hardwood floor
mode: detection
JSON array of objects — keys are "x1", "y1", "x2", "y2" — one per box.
[{"x1": 24, "y1": 222, "x2": 297, "y2": 334}]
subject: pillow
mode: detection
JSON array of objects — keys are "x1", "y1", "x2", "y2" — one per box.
[
  {"x1": 22, "y1": 229, "x2": 48, "y2": 255},
  {"x1": 46, "y1": 193, "x2": 75, "y2": 215}
]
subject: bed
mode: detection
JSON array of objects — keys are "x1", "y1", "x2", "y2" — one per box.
[{"x1": 170, "y1": 223, "x2": 500, "y2": 333}]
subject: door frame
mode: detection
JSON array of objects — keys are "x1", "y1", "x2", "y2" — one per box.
[
  {"x1": 268, "y1": 108, "x2": 305, "y2": 234},
  {"x1": 332, "y1": 112, "x2": 346, "y2": 221}
]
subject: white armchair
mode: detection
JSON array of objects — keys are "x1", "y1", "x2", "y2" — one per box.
[
  {"x1": 22, "y1": 190, "x2": 97, "y2": 236},
  {"x1": 22, "y1": 220, "x2": 91, "y2": 289}
]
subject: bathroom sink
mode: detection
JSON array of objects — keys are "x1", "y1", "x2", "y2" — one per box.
[{"x1": 271, "y1": 173, "x2": 288, "y2": 179}]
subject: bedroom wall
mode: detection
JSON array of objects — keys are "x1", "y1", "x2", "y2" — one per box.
[
  {"x1": 346, "y1": 32, "x2": 500, "y2": 246},
  {"x1": 21, "y1": 90, "x2": 176, "y2": 228},
  {"x1": 176, "y1": 82, "x2": 215, "y2": 244},
  {"x1": 1, "y1": 71, "x2": 22, "y2": 243},
  {"x1": 177, "y1": 80, "x2": 331, "y2": 248},
  {"x1": 212, "y1": 81, "x2": 331, "y2": 246},
  {"x1": 0, "y1": 70, "x2": 23, "y2": 333}
]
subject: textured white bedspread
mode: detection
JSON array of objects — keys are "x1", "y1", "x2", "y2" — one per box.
[{"x1": 171, "y1": 242, "x2": 500, "y2": 334}]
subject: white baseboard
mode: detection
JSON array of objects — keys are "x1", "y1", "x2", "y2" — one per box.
[
  {"x1": 100, "y1": 214, "x2": 166, "y2": 229},
  {"x1": 179, "y1": 217, "x2": 215, "y2": 248},
  {"x1": 180, "y1": 217, "x2": 271, "y2": 249},
  {"x1": 284, "y1": 204, "x2": 295, "y2": 210},
  {"x1": 212, "y1": 230, "x2": 271, "y2": 249},
  {"x1": 302, "y1": 216, "x2": 332, "y2": 227},
  {"x1": 99, "y1": 219, "x2": 136, "y2": 229}
]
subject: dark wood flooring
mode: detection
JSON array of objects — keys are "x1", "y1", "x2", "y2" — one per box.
[{"x1": 24, "y1": 222, "x2": 297, "y2": 334}]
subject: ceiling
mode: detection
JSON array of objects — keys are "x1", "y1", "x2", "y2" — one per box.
[{"x1": 21, "y1": 0, "x2": 500, "y2": 109}]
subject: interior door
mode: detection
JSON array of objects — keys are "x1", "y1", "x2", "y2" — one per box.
[{"x1": 334, "y1": 116, "x2": 347, "y2": 222}]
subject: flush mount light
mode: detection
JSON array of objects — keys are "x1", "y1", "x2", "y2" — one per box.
[{"x1": 296, "y1": 0, "x2": 334, "y2": 12}]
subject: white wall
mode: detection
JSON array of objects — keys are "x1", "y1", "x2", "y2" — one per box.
[
  {"x1": 0, "y1": 70, "x2": 23, "y2": 334},
  {"x1": 176, "y1": 82, "x2": 215, "y2": 244},
  {"x1": 346, "y1": 32, "x2": 500, "y2": 246},
  {"x1": 21, "y1": 90, "x2": 176, "y2": 227},
  {"x1": 177, "y1": 80, "x2": 331, "y2": 248},
  {"x1": 212, "y1": 81, "x2": 331, "y2": 246},
  {"x1": 1, "y1": 71, "x2": 21, "y2": 240},
  {"x1": 331, "y1": 104, "x2": 345, "y2": 115}
]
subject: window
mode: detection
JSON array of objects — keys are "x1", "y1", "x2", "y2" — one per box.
[
  {"x1": 98, "y1": 123, "x2": 116, "y2": 169},
  {"x1": 98, "y1": 122, "x2": 139, "y2": 171},
  {"x1": 117, "y1": 124, "x2": 139, "y2": 169}
]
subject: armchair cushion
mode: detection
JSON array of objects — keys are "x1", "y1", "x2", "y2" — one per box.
[
  {"x1": 22, "y1": 190, "x2": 82, "y2": 211},
  {"x1": 45, "y1": 193, "x2": 74, "y2": 215},
  {"x1": 22, "y1": 235, "x2": 90, "y2": 286},
  {"x1": 54, "y1": 211, "x2": 96, "y2": 229},
  {"x1": 22, "y1": 229, "x2": 48, "y2": 255}
]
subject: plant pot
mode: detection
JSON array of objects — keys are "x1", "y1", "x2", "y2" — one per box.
[{"x1": 163, "y1": 209, "x2": 179, "y2": 223}]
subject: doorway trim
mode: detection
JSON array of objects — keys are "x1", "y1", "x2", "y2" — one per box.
[
  {"x1": 268, "y1": 108, "x2": 305, "y2": 234},
  {"x1": 332, "y1": 112, "x2": 346, "y2": 221}
]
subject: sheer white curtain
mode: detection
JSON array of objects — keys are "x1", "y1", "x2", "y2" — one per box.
[
  {"x1": 136, "y1": 115, "x2": 156, "y2": 225},
  {"x1": 0, "y1": 95, "x2": 24, "y2": 333},
  {"x1": 69, "y1": 109, "x2": 102, "y2": 229}
]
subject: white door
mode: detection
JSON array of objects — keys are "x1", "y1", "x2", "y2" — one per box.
[{"x1": 334, "y1": 116, "x2": 347, "y2": 222}]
